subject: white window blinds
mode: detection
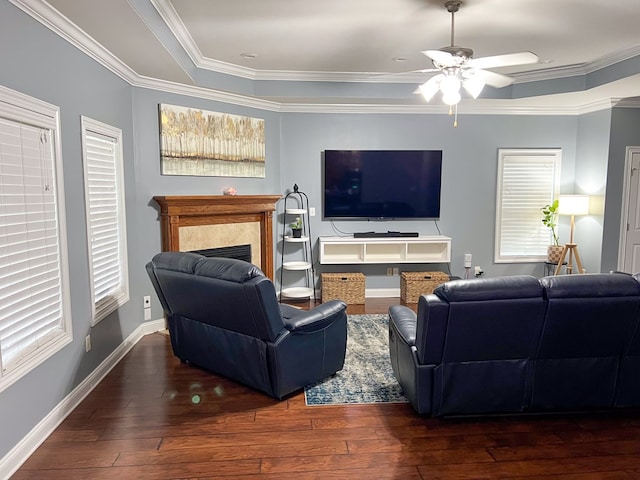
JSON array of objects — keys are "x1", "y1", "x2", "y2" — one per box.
[
  {"x1": 81, "y1": 117, "x2": 128, "y2": 324},
  {"x1": 495, "y1": 149, "x2": 561, "y2": 263},
  {"x1": 0, "y1": 85, "x2": 72, "y2": 389}
]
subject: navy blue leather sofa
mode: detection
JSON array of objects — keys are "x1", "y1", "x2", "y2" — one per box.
[
  {"x1": 389, "y1": 273, "x2": 640, "y2": 416},
  {"x1": 146, "y1": 252, "x2": 348, "y2": 399}
]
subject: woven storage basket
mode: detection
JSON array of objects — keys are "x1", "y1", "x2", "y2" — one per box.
[
  {"x1": 400, "y1": 271, "x2": 449, "y2": 303},
  {"x1": 321, "y1": 272, "x2": 365, "y2": 304}
]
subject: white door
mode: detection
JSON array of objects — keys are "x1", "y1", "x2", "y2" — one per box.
[{"x1": 620, "y1": 147, "x2": 640, "y2": 273}]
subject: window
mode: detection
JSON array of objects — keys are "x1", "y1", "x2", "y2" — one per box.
[
  {"x1": 81, "y1": 117, "x2": 129, "y2": 325},
  {"x1": 0, "y1": 85, "x2": 72, "y2": 392},
  {"x1": 495, "y1": 149, "x2": 561, "y2": 263}
]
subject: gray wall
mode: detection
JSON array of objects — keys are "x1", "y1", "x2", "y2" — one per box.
[
  {"x1": 129, "y1": 88, "x2": 283, "y2": 293},
  {"x1": 601, "y1": 107, "x2": 640, "y2": 271},
  {"x1": 279, "y1": 112, "x2": 578, "y2": 287},
  {"x1": 0, "y1": 0, "x2": 631, "y2": 464},
  {"x1": 573, "y1": 109, "x2": 612, "y2": 273},
  {"x1": 0, "y1": 1, "x2": 141, "y2": 459}
]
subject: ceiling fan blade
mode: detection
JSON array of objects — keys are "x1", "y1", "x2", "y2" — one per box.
[
  {"x1": 472, "y1": 69, "x2": 515, "y2": 88},
  {"x1": 468, "y1": 51, "x2": 538, "y2": 70},
  {"x1": 415, "y1": 74, "x2": 444, "y2": 101},
  {"x1": 421, "y1": 50, "x2": 458, "y2": 67},
  {"x1": 368, "y1": 68, "x2": 439, "y2": 80},
  {"x1": 416, "y1": 68, "x2": 441, "y2": 73}
]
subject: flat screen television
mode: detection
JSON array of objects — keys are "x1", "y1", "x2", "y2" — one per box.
[{"x1": 323, "y1": 150, "x2": 442, "y2": 219}]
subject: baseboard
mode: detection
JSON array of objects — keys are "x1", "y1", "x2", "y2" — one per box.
[
  {"x1": 365, "y1": 287, "x2": 400, "y2": 298},
  {"x1": 0, "y1": 317, "x2": 165, "y2": 479}
]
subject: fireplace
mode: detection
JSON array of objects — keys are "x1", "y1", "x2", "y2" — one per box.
[
  {"x1": 190, "y1": 244, "x2": 252, "y2": 263},
  {"x1": 153, "y1": 195, "x2": 281, "y2": 279}
]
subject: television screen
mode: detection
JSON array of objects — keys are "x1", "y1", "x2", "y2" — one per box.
[{"x1": 323, "y1": 150, "x2": 442, "y2": 219}]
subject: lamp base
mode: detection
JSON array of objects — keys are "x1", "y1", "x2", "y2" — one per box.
[{"x1": 554, "y1": 243, "x2": 585, "y2": 275}]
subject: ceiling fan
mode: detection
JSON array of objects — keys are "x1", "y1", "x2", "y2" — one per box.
[{"x1": 416, "y1": 0, "x2": 538, "y2": 107}]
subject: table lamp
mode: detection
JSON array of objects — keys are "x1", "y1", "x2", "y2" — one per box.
[{"x1": 554, "y1": 194, "x2": 590, "y2": 275}]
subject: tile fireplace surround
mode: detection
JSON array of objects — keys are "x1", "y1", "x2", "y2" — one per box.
[{"x1": 152, "y1": 195, "x2": 281, "y2": 280}]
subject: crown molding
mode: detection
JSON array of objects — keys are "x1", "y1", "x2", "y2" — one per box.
[
  {"x1": 613, "y1": 97, "x2": 640, "y2": 108},
  {"x1": 512, "y1": 44, "x2": 640, "y2": 84},
  {"x1": 277, "y1": 102, "x2": 589, "y2": 116},
  {"x1": 130, "y1": 75, "x2": 282, "y2": 111},
  {"x1": 586, "y1": 44, "x2": 640, "y2": 73}
]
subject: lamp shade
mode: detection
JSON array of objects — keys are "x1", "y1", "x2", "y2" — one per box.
[{"x1": 558, "y1": 195, "x2": 590, "y2": 216}]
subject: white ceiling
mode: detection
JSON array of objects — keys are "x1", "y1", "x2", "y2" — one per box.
[{"x1": 18, "y1": 0, "x2": 640, "y2": 109}]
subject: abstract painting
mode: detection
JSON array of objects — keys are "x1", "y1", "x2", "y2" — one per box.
[{"x1": 159, "y1": 104, "x2": 265, "y2": 177}]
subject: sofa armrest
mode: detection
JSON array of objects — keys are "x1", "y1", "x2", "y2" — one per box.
[
  {"x1": 389, "y1": 305, "x2": 417, "y2": 346},
  {"x1": 281, "y1": 300, "x2": 347, "y2": 332}
]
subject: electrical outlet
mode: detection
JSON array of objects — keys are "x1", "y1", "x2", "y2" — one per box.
[
  {"x1": 85, "y1": 335, "x2": 91, "y2": 352},
  {"x1": 309, "y1": 207, "x2": 316, "y2": 216},
  {"x1": 464, "y1": 253, "x2": 472, "y2": 268},
  {"x1": 393, "y1": 267, "x2": 399, "y2": 276},
  {"x1": 143, "y1": 295, "x2": 151, "y2": 308},
  {"x1": 144, "y1": 307, "x2": 151, "y2": 321},
  {"x1": 386, "y1": 267, "x2": 393, "y2": 276}
]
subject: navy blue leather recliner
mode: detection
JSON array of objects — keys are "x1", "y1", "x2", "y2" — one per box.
[
  {"x1": 389, "y1": 275, "x2": 546, "y2": 416},
  {"x1": 146, "y1": 252, "x2": 348, "y2": 399},
  {"x1": 615, "y1": 273, "x2": 640, "y2": 407},
  {"x1": 533, "y1": 274, "x2": 640, "y2": 410},
  {"x1": 389, "y1": 273, "x2": 640, "y2": 416}
]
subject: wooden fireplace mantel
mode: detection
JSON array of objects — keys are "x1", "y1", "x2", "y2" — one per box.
[{"x1": 153, "y1": 195, "x2": 281, "y2": 279}]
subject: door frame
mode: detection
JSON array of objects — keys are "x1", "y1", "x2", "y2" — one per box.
[{"x1": 617, "y1": 146, "x2": 640, "y2": 271}]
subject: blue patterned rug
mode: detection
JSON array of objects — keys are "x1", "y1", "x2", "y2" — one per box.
[{"x1": 304, "y1": 313, "x2": 408, "y2": 405}]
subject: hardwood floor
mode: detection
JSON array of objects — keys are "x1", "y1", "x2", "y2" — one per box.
[{"x1": 11, "y1": 298, "x2": 640, "y2": 479}]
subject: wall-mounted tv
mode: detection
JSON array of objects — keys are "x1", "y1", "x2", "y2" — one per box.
[{"x1": 323, "y1": 150, "x2": 443, "y2": 220}]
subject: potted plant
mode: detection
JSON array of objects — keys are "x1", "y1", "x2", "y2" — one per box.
[
  {"x1": 290, "y1": 217, "x2": 303, "y2": 238},
  {"x1": 541, "y1": 199, "x2": 563, "y2": 263}
]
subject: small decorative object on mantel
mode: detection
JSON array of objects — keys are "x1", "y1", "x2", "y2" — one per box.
[
  {"x1": 541, "y1": 199, "x2": 563, "y2": 263},
  {"x1": 222, "y1": 187, "x2": 237, "y2": 196}
]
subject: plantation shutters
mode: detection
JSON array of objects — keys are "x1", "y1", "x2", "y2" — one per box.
[
  {"x1": 81, "y1": 117, "x2": 129, "y2": 325},
  {"x1": 495, "y1": 149, "x2": 561, "y2": 262},
  {"x1": 0, "y1": 85, "x2": 72, "y2": 391}
]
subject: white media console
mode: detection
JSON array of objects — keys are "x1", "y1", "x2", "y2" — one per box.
[{"x1": 319, "y1": 235, "x2": 451, "y2": 264}]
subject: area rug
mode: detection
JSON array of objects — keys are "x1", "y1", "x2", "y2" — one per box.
[{"x1": 304, "y1": 313, "x2": 408, "y2": 406}]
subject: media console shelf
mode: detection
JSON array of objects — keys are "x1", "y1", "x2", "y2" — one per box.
[{"x1": 319, "y1": 235, "x2": 451, "y2": 264}]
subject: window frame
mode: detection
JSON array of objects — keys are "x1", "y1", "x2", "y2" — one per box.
[
  {"x1": 0, "y1": 84, "x2": 72, "y2": 393},
  {"x1": 495, "y1": 148, "x2": 562, "y2": 263},
  {"x1": 80, "y1": 116, "x2": 129, "y2": 325}
]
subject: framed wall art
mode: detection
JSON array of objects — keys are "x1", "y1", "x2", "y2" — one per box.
[{"x1": 159, "y1": 103, "x2": 265, "y2": 177}]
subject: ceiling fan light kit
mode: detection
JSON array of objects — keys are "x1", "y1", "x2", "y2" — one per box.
[{"x1": 416, "y1": 0, "x2": 539, "y2": 124}]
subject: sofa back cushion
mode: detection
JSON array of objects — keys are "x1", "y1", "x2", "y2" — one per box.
[{"x1": 147, "y1": 252, "x2": 285, "y2": 342}]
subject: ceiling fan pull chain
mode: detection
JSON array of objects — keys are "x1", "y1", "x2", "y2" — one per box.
[{"x1": 448, "y1": 103, "x2": 459, "y2": 126}]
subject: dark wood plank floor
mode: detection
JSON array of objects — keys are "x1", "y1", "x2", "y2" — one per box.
[{"x1": 11, "y1": 298, "x2": 640, "y2": 479}]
